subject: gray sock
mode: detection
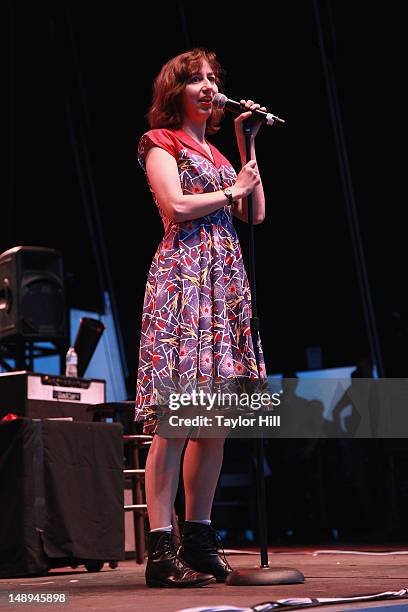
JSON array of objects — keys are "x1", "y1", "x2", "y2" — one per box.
[{"x1": 150, "y1": 525, "x2": 172, "y2": 532}]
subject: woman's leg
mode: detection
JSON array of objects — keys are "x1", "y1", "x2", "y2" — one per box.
[
  {"x1": 179, "y1": 437, "x2": 232, "y2": 582},
  {"x1": 183, "y1": 437, "x2": 226, "y2": 520},
  {"x1": 144, "y1": 432, "x2": 216, "y2": 587},
  {"x1": 144, "y1": 434, "x2": 186, "y2": 529}
]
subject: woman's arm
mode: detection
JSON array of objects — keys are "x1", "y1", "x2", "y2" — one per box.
[
  {"x1": 232, "y1": 141, "x2": 265, "y2": 225},
  {"x1": 145, "y1": 146, "x2": 257, "y2": 223},
  {"x1": 232, "y1": 100, "x2": 266, "y2": 225}
]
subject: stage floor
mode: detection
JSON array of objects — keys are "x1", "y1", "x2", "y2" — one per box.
[{"x1": 0, "y1": 547, "x2": 407, "y2": 611}]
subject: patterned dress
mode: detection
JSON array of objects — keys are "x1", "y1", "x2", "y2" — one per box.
[{"x1": 135, "y1": 128, "x2": 267, "y2": 433}]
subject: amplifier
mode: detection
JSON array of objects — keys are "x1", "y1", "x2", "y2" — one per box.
[{"x1": 0, "y1": 371, "x2": 106, "y2": 421}]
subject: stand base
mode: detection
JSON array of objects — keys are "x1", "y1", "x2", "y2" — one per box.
[{"x1": 226, "y1": 566, "x2": 305, "y2": 586}]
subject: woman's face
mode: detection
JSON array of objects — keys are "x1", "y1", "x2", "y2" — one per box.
[{"x1": 181, "y1": 59, "x2": 219, "y2": 124}]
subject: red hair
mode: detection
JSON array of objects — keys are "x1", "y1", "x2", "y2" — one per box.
[{"x1": 146, "y1": 48, "x2": 225, "y2": 135}]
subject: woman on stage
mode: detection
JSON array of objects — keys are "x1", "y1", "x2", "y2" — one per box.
[{"x1": 136, "y1": 48, "x2": 267, "y2": 587}]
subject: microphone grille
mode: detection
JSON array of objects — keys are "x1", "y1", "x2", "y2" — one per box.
[{"x1": 212, "y1": 93, "x2": 227, "y2": 110}]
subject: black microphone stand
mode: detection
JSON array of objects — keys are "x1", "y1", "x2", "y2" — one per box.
[{"x1": 226, "y1": 118, "x2": 304, "y2": 586}]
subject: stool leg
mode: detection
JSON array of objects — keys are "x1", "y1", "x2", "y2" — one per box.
[{"x1": 131, "y1": 445, "x2": 146, "y2": 564}]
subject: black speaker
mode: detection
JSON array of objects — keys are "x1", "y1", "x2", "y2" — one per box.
[{"x1": 0, "y1": 246, "x2": 67, "y2": 341}]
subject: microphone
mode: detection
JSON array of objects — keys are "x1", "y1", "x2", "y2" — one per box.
[{"x1": 212, "y1": 93, "x2": 285, "y2": 127}]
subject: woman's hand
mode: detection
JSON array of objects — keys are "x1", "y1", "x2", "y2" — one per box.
[
  {"x1": 232, "y1": 159, "x2": 261, "y2": 199},
  {"x1": 234, "y1": 99, "x2": 267, "y2": 141}
]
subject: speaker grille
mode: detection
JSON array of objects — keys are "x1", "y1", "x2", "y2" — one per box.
[{"x1": 21, "y1": 280, "x2": 65, "y2": 337}]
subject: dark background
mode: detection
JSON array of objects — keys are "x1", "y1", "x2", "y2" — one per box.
[{"x1": 2, "y1": 1, "x2": 406, "y2": 543}]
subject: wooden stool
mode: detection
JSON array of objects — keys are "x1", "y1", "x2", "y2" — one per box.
[{"x1": 92, "y1": 402, "x2": 179, "y2": 564}]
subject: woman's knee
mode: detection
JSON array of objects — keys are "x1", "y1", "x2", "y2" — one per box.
[
  {"x1": 153, "y1": 434, "x2": 186, "y2": 453},
  {"x1": 187, "y1": 436, "x2": 226, "y2": 450}
]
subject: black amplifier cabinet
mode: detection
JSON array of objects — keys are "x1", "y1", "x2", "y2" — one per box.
[{"x1": 0, "y1": 371, "x2": 106, "y2": 421}]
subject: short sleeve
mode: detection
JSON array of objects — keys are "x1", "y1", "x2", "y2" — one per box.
[{"x1": 137, "y1": 129, "x2": 179, "y2": 172}]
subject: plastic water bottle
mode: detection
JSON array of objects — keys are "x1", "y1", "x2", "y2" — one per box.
[{"x1": 65, "y1": 347, "x2": 78, "y2": 378}]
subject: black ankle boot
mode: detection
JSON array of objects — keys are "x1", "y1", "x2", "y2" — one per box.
[
  {"x1": 178, "y1": 522, "x2": 233, "y2": 583},
  {"x1": 145, "y1": 530, "x2": 216, "y2": 588}
]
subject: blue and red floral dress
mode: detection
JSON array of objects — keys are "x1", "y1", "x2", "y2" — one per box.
[{"x1": 135, "y1": 128, "x2": 267, "y2": 433}]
